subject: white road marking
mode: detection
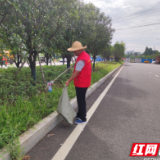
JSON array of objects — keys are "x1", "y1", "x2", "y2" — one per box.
[
  {"x1": 155, "y1": 75, "x2": 159, "y2": 77},
  {"x1": 51, "y1": 66, "x2": 124, "y2": 160}
]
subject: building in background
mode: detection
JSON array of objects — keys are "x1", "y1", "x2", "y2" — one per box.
[{"x1": 125, "y1": 51, "x2": 134, "y2": 54}]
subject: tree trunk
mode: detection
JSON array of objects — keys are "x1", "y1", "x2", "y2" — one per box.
[
  {"x1": 29, "y1": 52, "x2": 37, "y2": 82},
  {"x1": 116, "y1": 57, "x2": 119, "y2": 62},
  {"x1": 38, "y1": 54, "x2": 46, "y2": 85},
  {"x1": 115, "y1": 57, "x2": 117, "y2": 62},
  {"x1": 46, "y1": 53, "x2": 49, "y2": 66},
  {"x1": 46, "y1": 58, "x2": 48, "y2": 65},
  {"x1": 93, "y1": 55, "x2": 96, "y2": 72},
  {"x1": 0, "y1": 58, "x2": 3, "y2": 67},
  {"x1": 67, "y1": 57, "x2": 71, "y2": 69},
  {"x1": 15, "y1": 55, "x2": 22, "y2": 68},
  {"x1": 31, "y1": 65, "x2": 36, "y2": 81},
  {"x1": 66, "y1": 57, "x2": 71, "y2": 74}
]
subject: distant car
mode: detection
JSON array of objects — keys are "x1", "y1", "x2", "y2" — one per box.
[
  {"x1": 152, "y1": 61, "x2": 155, "y2": 64},
  {"x1": 144, "y1": 61, "x2": 150, "y2": 63},
  {"x1": 60, "y1": 58, "x2": 67, "y2": 62}
]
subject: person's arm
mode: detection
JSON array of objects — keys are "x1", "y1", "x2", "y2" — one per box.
[{"x1": 65, "y1": 70, "x2": 80, "y2": 86}]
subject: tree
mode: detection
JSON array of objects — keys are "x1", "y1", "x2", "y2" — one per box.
[
  {"x1": 55, "y1": 1, "x2": 97, "y2": 69},
  {"x1": 100, "y1": 45, "x2": 112, "y2": 61},
  {"x1": 56, "y1": 2, "x2": 114, "y2": 70},
  {"x1": 85, "y1": 5, "x2": 114, "y2": 70},
  {"x1": 113, "y1": 42, "x2": 125, "y2": 62},
  {"x1": 134, "y1": 52, "x2": 139, "y2": 57},
  {"x1": 0, "y1": 0, "x2": 14, "y2": 25},
  {"x1": 1, "y1": 0, "x2": 116, "y2": 77},
  {"x1": 0, "y1": 0, "x2": 76, "y2": 81},
  {"x1": 144, "y1": 47, "x2": 153, "y2": 55}
]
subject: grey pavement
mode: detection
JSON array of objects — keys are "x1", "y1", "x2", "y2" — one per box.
[
  {"x1": 0, "y1": 61, "x2": 68, "y2": 69},
  {"x1": 27, "y1": 63, "x2": 160, "y2": 160}
]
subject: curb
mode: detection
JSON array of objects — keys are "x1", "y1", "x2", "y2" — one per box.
[{"x1": 0, "y1": 64, "x2": 123, "y2": 160}]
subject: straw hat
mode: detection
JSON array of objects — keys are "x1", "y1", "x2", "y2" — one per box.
[{"x1": 67, "y1": 41, "x2": 87, "y2": 52}]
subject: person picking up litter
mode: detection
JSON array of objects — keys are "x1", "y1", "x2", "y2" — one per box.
[{"x1": 65, "y1": 41, "x2": 92, "y2": 124}]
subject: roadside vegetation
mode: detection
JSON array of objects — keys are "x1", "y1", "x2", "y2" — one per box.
[{"x1": 0, "y1": 61, "x2": 122, "y2": 150}]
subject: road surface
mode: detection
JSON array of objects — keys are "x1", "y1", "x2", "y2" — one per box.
[{"x1": 26, "y1": 63, "x2": 160, "y2": 160}]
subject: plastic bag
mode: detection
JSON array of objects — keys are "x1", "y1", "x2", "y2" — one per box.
[
  {"x1": 57, "y1": 86, "x2": 76, "y2": 124},
  {"x1": 47, "y1": 81, "x2": 54, "y2": 92}
]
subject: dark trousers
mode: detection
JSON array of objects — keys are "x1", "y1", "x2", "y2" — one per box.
[{"x1": 75, "y1": 87, "x2": 88, "y2": 121}]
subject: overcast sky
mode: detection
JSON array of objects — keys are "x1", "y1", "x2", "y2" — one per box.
[{"x1": 83, "y1": 0, "x2": 160, "y2": 53}]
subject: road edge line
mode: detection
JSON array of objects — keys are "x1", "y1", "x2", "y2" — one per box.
[{"x1": 51, "y1": 66, "x2": 124, "y2": 160}]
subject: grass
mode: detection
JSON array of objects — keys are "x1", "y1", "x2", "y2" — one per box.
[{"x1": 0, "y1": 61, "x2": 123, "y2": 150}]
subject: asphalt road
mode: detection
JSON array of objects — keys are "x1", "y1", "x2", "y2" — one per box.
[{"x1": 27, "y1": 63, "x2": 160, "y2": 160}]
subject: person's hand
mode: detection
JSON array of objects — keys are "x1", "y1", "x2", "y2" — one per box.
[{"x1": 65, "y1": 81, "x2": 70, "y2": 87}]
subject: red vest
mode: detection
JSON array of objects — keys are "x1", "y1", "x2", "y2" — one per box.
[{"x1": 74, "y1": 51, "x2": 92, "y2": 88}]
